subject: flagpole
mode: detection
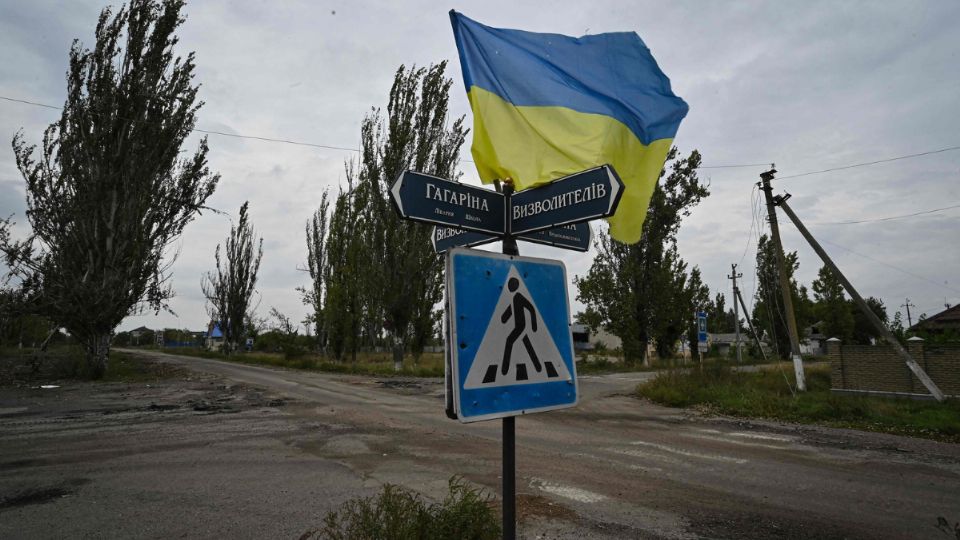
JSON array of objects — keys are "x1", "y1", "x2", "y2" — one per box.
[{"x1": 501, "y1": 181, "x2": 518, "y2": 540}]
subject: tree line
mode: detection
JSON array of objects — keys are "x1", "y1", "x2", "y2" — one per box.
[
  {"x1": 298, "y1": 64, "x2": 466, "y2": 367},
  {"x1": 0, "y1": 0, "x2": 933, "y2": 379}
]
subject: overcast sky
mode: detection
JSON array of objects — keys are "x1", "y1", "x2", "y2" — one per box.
[{"x1": 2, "y1": 0, "x2": 958, "y2": 334}]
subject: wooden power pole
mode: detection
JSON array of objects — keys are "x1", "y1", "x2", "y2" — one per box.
[
  {"x1": 728, "y1": 264, "x2": 743, "y2": 363},
  {"x1": 759, "y1": 168, "x2": 807, "y2": 391},
  {"x1": 901, "y1": 298, "x2": 915, "y2": 328},
  {"x1": 774, "y1": 194, "x2": 945, "y2": 402}
]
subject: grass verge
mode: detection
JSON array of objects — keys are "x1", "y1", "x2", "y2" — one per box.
[
  {"x1": 1, "y1": 346, "x2": 183, "y2": 385},
  {"x1": 576, "y1": 354, "x2": 778, "y2": 375},
  {"x1": 638, "y1": 363, "x2": 960, "y2": 443},
  {"x1": 309, "y1": 477, "x2": 499, "y2": 540},
  {"x1": 150, "y1": 347, "x2": 445, "y2": 378}
]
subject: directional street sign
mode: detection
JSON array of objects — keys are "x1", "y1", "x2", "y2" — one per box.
[
  {"x1": 433, "y1": 222, "x2": 592, "y2": 254},
  {"x1": 510, "y1": 165, "x2": 623, "y2": 235},
  {"x1": 390, "y1": 171, "x2": 505, "y2": 235},
  {"x1": 433, "y1": 226, "x2": 498, "y2": 254},
  {"x1": 447, "y1": 248, "x2": 577, "y2": 423}
]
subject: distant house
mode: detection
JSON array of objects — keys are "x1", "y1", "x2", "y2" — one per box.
[
  {"x1": 911, "y1": 304, "x2": 960, "y2": 337},
  {"x1": 206, "y1": 321, "x2": 224, "y2": 351},
  {"x1": 570, "y1": 324, "x2": 593, "y2": 352},
  {"x1": 709, "y1": 333, "x2": 748, "y2": 357},
  {"x1": 592, "y1": 327, "x2": 622, "y2": 351},
  {"x1": 801, "y1": 322, "x2": 828, "y2": 355},
  {"x1": 129, "y1": 326, "x2": 151, "y2": 339}
]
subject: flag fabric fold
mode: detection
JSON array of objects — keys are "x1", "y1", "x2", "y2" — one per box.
[{"x1": 450, "y1": 11, "x2": 688, "y2": 243}]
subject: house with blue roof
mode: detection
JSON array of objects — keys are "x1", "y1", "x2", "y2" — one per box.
[{"x1": 206, "y1": 321, "x2": 224, "y2": 351}]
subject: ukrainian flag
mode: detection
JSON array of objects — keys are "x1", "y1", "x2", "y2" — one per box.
[{"x1": 450, "y1": 11, "x2": 688, "y2": 243}]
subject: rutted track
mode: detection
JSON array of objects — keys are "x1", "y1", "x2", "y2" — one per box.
[{"x1": 1, "y1": 349, "x2": 958, "y2": 539}]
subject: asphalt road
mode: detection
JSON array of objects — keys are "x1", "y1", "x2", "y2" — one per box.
[{"x1": 3, "y1": 349, "x2": 959, "y2": 539}]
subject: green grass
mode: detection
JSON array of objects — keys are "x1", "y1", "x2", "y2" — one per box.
[
  {"x1": 638, "y1": 363, "x2": 960, "y2": 442},
  {"x1": 1, "y1": 346, "x2": 182, "y2": 384},
  {"x1": 154, "y1": 347, "x2": 446, "y2": 378},
  {"x1": 576, "y1": 353, "x2": 775, "y2": 375},
  {"x1": 311, "y1": 477, "x2": 499, "y2": 540}
]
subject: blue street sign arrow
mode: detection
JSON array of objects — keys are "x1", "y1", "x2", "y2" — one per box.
[
  {"x1": 391, "y1": 171, "x2": 505, "y2": 235},
  {"x1": 433, "y1": 222, "x2": 592, "y2": 254},
  {"x1": 510, "y1": 165, "x2": 624, "y2": 235}
]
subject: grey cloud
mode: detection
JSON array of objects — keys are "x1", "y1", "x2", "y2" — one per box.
[{"x1": 1, "y1": 0, "x2": 958, "y2": 332}]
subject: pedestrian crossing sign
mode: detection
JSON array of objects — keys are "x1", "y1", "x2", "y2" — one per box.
[{"x1": 446, "y1": 248, "x2": 578, "y2": 423}]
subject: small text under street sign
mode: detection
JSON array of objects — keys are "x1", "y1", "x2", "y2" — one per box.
[{"x1": 432, "y1": 222, "x2": 592, "y2": 254}]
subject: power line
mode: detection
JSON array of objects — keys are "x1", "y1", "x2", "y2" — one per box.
[
  {"x1": 700, "y1": 163, "x2": 771, "y2": 170},
  {"x1": 0, "y1": 96, "x2": 61, "y2": 110},
  {"x1": 776, "y1": 145, "x2": 960, "y2": 180},
  {"x1": 818, "y1": 237, "x2": 960, "y2": 295},
  {"x1": 0, "y1": 95, "x2": 773, "y2": 169},
  {"x1": 815, "y1": 203, "x2": 960, "y2": 225},
  {"x1": 5, "y1": 93, "x2": 960, "y2": 181},
  {"x1": 1, "y1": 94, "x2": 360, "y2": 153}
]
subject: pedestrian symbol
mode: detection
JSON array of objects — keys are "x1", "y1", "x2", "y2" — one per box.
[
  {"x1": 465, "y1": 267, "x2": 571, "y2": 388},
  {"x1": 446, "y1": 248, "x2": 577, "y2": 423}
]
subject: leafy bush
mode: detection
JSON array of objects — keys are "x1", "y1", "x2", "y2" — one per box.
[{"x1": 317, "y1": 477, "x2": 499, "y2": 540}]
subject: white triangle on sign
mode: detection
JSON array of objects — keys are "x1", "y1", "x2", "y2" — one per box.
[{"x1": 464, "y1": 266, "x2": 571, "y2": 389}]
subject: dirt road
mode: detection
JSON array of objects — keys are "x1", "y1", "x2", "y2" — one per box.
[{"x1": 2, "y1": 349, "x2": 959, "y2": 539}]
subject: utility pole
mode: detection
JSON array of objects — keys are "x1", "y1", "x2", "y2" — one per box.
[
  {"x1": 759, "y1": 168, "x2": 806, "y2": 391},
  {"x1": 774, "y1": 194, "x2": 945, "y2": 402},
  {"x1": 728, "y1": 264, "x2": 743, "y2": 363},
  {"x1": 734, "y1": 285, "x2": 769, "y2": 363},
  {"x1": 901, "y1": 298, "x2": 915, "y2": 328}
]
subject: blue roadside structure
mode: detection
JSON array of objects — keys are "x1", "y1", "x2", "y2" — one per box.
[{"x1": 697, "y1": 311, "x2": 708, "y2": 352}]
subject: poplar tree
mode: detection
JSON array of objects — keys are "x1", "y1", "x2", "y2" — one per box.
[
  {"x1": 300, "y1": 191, "x2": 330, "y2": 350},
  {"x1": 1, "y1": 0, "x2": 218, "y2": 376},
  {"x1": 202, "y1": 202, "x2": 263, "y2": 354},
  {"x1": 346, "y1": 63, "x2": 466, "y2": 369}
]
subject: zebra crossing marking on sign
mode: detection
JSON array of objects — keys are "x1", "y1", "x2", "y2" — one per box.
[{"x1": 464, "y1": 266, "x2": 571, "y2": 389}]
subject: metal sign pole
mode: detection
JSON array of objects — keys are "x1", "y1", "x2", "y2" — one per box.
[{"x1": 500, "y1": 182, "x2": 518, "y2": 540}]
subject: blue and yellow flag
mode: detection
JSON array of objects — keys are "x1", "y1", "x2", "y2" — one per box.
[{"x1": 450, "y1": 11, "x2": 688, "y2": 243}]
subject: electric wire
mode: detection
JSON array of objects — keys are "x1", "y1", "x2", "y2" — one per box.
[
  {"x1": 816, "y1": 238, "x2": 960, "y2": 295},
  {"x1": 814, "y1": 203, "x2": 960, "y2": 225},
  {"x1": 5, "y1": 94, "x2": 958, "y2": 180},
  {"x1": 775, "y1": 145, "x2": 960, "y2": 181}
]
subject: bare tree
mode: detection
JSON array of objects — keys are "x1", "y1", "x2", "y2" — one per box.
[
  {"x1": 202, "y1": 202, "x2": 263, "y2": 354},
  {"x1": 1, "y1": 1, "x2": 219, "y2": 377}
]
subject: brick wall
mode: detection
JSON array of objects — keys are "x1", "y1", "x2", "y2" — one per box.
[{"x1": 827, "y1": 338, "x2": 960, "y2": 397}]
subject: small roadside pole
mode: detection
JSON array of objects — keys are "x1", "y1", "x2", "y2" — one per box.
[
  {"x1": 772, "y1": 193, "x2": 946, "y2": 402},
  {"x1": 391, "y1": 165, "x2": 624, "y2": 539},
  {"x1": 735, "y1": 284, "x2": 769, "y2": 364},
  {"x1": 500, "y1": 181, "x2": 518, "y2": 539},
  {"x1": 696, "y1": 311, "x2": 708, "y2": 370},
  {"x1": 728, "y1": 264, "x2": 743, "y2": 364}
]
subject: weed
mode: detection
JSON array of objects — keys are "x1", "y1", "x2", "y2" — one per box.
[{"x1": 316, "y1": 477, "x2": 499, "y2": 540}]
